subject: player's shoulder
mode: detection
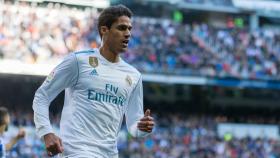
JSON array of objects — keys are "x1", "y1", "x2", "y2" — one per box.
[
  {"x1": 72, "y1": 49, "x2": 98, "y2": 63},
  {"x1": 121, "y1": 60, "x2": 141, "y2": 77},
  {"x1": 73, "y1": 49, "x2": 97, "y2": 57},
  {"x1": 120, "y1": 61, "x2": 142, "y2": 87}
]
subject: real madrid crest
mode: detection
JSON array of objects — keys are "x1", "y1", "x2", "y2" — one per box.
[
  {"x1": 126, "y1": 75, "x2": 132, "y2": 86},
  {"x1": 89, "y1": 56, "x2": 98, "y2": 68}
]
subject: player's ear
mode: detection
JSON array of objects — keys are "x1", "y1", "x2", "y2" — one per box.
[{"x1": 100, "y1": 26, "x2": 109, "y2": 38}]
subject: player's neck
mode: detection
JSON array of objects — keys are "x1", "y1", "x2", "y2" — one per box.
[{"x1": 99, "y1": 46, "x2": 120, "y2": 63}]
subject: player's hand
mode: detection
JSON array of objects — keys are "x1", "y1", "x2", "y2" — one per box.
[
  {"x1": 137, "y1": 109, "x2": 155, "y2": 133},
  {"x1": 43, "y1": 133, "x2": 64, "y2": 157},
  {"x1": 16, "y1": 128, "x2": 26, "y2": 140}
]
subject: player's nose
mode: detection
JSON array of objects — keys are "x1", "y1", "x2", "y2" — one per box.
[{"x1": 124, "y1": 29, "x2": 131, "y2": 39}]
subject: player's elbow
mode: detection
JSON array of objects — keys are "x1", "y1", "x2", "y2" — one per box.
[{"x1": 32, "y1": 88, "x2": 49, "y2": 111}]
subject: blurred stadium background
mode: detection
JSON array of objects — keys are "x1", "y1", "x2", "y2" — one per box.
[{"x1": 1, "y1": 0, "x2": 280, "y2": 157}]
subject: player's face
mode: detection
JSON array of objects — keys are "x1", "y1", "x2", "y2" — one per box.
[
  {"x1": 0, "y1": 114, "x2": 10, "y2": 134},
  {"x1": 106, "y1": 16, "x2": 132, "y2": 53}
]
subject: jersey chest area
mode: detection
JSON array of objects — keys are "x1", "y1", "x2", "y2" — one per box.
[{"x1": 76, "y1": 57, "x2": 135, "y2": 105}]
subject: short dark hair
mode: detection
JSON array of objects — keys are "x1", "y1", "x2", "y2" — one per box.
[
  {"x1": 0, "y1": 107, "x2": 8, "y2": 125},
  {"x1": 98, "y1": 4, "x2": 133, "y2": 38}
]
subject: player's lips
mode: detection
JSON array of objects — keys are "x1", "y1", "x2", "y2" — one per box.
[{"x1": 122, "y1": 39, "x2": 129, "y2": 48}]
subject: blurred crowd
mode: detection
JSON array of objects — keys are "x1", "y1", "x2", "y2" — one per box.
[
  {"x1": 1, "y1": 1, "x2": 280, "y2": 81},
  {"x1": 2, "y1": 111, "x2": 280, "y2": 158},
  {"x1": 3, "y1": 111, "x2": 61, "y2": 158},
  {"x1": 119, "y1": 114, "x2": 280, "y2": 158},
  {"x1": 0, "y1": 1, "x2": 100, "y2": 63},
  {"x1": 184, "y1": 0, "x2": 233, "y2": 6}
]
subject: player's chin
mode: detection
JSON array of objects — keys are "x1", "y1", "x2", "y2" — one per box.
[{"x1": 119, "y1": 47, "x2": 128, "y2": 53}]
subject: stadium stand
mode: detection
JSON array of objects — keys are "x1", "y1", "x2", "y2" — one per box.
[
  {"x1": 2, "y1": 110, "x2": 280, "y2": 158},
  {"x1": 1, "y1": 1, "x2": 280, "y2": 80},
  {"x1": 184, "y1": 0, "x2": 233, "y2": 6}
]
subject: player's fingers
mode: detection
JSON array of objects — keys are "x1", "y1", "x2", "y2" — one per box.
[
  {"x1": 137, "y1": 121, "x2": 148, "y2": 128},
  {"x1": 47, "y1": 147, "x2": 57, "y2": 156},
  {"x1": 58, "y1": 138, "x2": 64, "y2": 152},
  {"x1": 46, "y1": 142, "x2": 54, "y2": 150},
  {"x1": 47, "y1": 151, "x2": 53, "y2": 157},
  {"x1": 138, "y1": 122, "x2": 154, "y2": 131},
  {"x1": 137, "y1": 122, "x2": 149, "y2": 128},
  {"x1": 138, "y1": 125, "x2": 152, "y2": 130},
  {"x1": 146, "y1": 129, "x2": 153, "y2": 133},
  {"x1": 46, "y1": 141, "x2": 59, "y2": 154},
  {"x1": 147, "y1": 121, "x2": 154, "y2": 126},
  {"x1": 137, "y1": 125, "x2": 151, "y2": 131},
  {"x1": 147, "y1": 125, "x2": 154, "y2": 130},
  {"x1": 144, "y1": 109, "x2": 150, "y2": 117},
  {"x1": 138, "y1": 120, "x2": 154, "y2": 127},
  {"x1": 145, "y1": 127, "x2": 153, "y2": 132},
  {"x1": 138, "y1": 126, "x2": 148, "y2": 131},
  {"x1": 138, "y1": 127, "x2": 153, "y2": 133},
  {"x1": 140, "y1": 116, "x2": 153, "y2": 121},
  {"x1": 137, "y1": 124, "x2": 146, "y2": 129},
  {"x1": 144, "y1": 121, "x2": 154, "y2": 129},
  {"x1": 138, "y1": 122, "x2": 152, "y2": 130},
  {"x1": 55, "y1": 139, "x2": 63, "y2": 153}
]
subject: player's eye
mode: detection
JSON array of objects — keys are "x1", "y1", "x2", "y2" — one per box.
[
  {"x1": 117, "y1": 25, "x2": 127, "y2": 31},
  {"x1": 117, "y1": 25, "x2": 132, "y2": 31}
]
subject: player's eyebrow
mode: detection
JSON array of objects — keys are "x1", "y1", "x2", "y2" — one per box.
[{"x1": 116, "y1": 24, "x2": 132, "y2": 31}]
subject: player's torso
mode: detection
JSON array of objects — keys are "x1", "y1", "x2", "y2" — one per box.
[
  {"x1": 66, "y1": 49, "x2": 138, "y2": 141},
  {"x1": 77, "y1": 52, "x2": 135, "y2": 108}
]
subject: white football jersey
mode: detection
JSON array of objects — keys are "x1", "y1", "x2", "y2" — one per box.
[{"x1": 33, "y1": 48, "x2": 149, "y2": 158}]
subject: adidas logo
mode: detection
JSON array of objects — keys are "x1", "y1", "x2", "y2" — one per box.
[{"x1": 90, "y1": 69, "x2": 98, "y2": 76}]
